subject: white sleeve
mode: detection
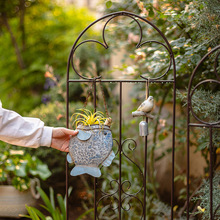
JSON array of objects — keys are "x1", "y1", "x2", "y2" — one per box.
[{"x1": 0, "y1": 101, "x2": 53, "y2": 148}]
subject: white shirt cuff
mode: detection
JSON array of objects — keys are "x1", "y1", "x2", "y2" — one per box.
[{"x1": 40, "y1": 126, "x2": 53, "y2": 147}]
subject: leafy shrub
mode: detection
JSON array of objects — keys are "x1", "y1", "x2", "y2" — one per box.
[
  {"x1": 0, "y1": 144, "x2": 51, "y2": 191},
  {"x1": 23, "y1": 186, "x2": 72, "y2": 220},
  {"x1": 192, "y1": 172, "x2": 220, "y2": 220}
]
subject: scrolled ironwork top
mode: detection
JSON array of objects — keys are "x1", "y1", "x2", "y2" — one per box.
[
  {"x1": 187, "y1": 45, "x2": 220, "y2": 125},
  {"x1": 66, "y1": 11, "x2": 175, "y2": 81}
]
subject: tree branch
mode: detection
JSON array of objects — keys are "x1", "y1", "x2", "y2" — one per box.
[
  {"x1": 19, "y1": 0, "x2": 26, "y2": 51},
  {"x1": 1, "y1": 13, "x2": 25, "y2": 69}
]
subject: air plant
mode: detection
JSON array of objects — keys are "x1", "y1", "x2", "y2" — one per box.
[{"x1": 71, "y1": 109, "x2": 108, "y2": 128}]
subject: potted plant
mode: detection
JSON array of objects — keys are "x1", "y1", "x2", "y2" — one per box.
[
  {"x1": 23, "y1": 186, "x2": 72, "y2": 220},
  {"x1": 0, "y1": 143, "x2": 51, "y2": 218},
  {"x1": 67, "y1": 109, "x2": 115, "y2": 178}
]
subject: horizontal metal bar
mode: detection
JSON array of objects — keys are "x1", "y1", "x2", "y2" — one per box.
[
  {"x1": 68, "y1": 79, "x2": 174, "y2": 83},
  {"x1": 189, "y1": 123, "x2": 220, "y2": 128}
]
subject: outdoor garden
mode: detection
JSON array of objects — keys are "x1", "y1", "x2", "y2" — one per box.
[{"x1": 0, "y1": 0, "x2": 219, "y2": 219}]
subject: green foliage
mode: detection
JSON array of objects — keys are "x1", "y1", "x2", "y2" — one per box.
[
  {"x1": 29, "y1": 101, "x2": 69, "y2": 127},
  {"x1": 71, "y1": 109, "x2": 108, "y2": 127},
  {"x1": 192, "y1": 172, "x2": 220, "y2": 220},
  {"x1": 0, "y1": 144, "x2": 51, "y2": 191},
  {"x1": 0, "y1": 0, "x2": 96, "y2": 113},
  {"x1": 191, "y1": 89, "x2": 220, "y2": 122},
  {"x1": 186, "y1": 0, "x2": 220, "y2": 47},
  {"x1": 104, "y1": 0, "x2": 140, "y2": 14},
  {"x1": 102, "y1": 0, "x2": 218, "y2": 88},
  {"x1": 105, "y1": 1, "x2": 112, "y2": 9},
  {"x1": 177, "y1": 88, "x2": 220, "y2": 172},
  {"x1": 151, "y1": 199, "x2": 187, "y2": 220},
  {"x1": 23, "y1": 186, "x2": 72, "y2": 220},
  {"x1": 178, "y1": 88, "x2": 220, "y2": 123}
]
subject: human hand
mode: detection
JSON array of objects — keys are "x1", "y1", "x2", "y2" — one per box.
[{"x1": 51, "y1": 128, "x2": 78, "y2": 152}]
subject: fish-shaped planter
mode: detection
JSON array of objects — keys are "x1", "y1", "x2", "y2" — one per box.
[{"x1": 67, "y1": 124, "x2": 115, "y2": 178}]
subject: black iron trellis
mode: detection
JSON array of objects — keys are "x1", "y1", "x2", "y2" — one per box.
[
  {"x1": 187, "y1": 45, "x2": 220, "y2": 220},
  {"x1": 66, "y1": 11, "x2": 176, "y2": 219}
]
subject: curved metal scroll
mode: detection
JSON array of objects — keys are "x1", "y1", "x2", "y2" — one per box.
[
  {"x1": 96, "y1": 138, "x2": 144, "y2": 219},
  {"x1": 66, "y1": 11, "x2": 175, "y2": 81},
  {"x1": 66, "y1": 11, "x2": 176, "y2": 220},
  {"x1": 187, "y1": 45, "x2": 220, "y2": 220}
]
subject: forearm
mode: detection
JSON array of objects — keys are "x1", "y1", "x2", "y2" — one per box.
[{"x1": 0, "y1": 104, "x2": 52, "y2": 148}]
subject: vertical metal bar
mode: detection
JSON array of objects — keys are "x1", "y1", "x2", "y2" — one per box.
[
  {"x1": 143, "y1": 117, "x2": 148, "y2": 220},
  {"x1": 119, "y1": 82, "x2": 122, "y2": 220},
  {"x1": 209, "y1": 126, "x2": 213, "y2": 220},
  {"x1": 66, "y1": 79, "x2": 69, "y2": 220},
  {"x1": 93, "y1": 80, "x2": 97, "y2": 111},
  {"x1": 93, "y1": 80, "x2": 97, "y2": 220},
  {"x1": 186, "y1": 96, "x2": 190, "y2": 220},
  {"x1": 171, "y1": 64, "x2": 176, "y2": 220},
  {"x1": 143, "y1": 82, "x2": 149, "y2": 220},
  {"x1": 66, "y1": 159, "x2": 69, "y2": 220}
]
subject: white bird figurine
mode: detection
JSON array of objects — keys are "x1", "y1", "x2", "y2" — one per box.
[{"x1": 137, "y1": 96, "x2": 154, "y2": 113}]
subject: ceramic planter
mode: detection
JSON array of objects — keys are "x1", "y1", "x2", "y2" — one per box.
[
  {"x1": 0, "y1": 186, "x2": 36, "y2": 218},
  {"x1": 0, "y1": 179, "x2": 40, "y2": 218},
  {"x1": 67, "y1": 124, "x2": 115, "y2": 177}
]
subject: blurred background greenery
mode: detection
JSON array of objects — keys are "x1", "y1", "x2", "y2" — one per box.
[
  {"x1": 0, "y1": 0, "x2": 98, "y2": 113},
  {"x1": 0, "y1": 0, "x2": 219, "y2": 219}
]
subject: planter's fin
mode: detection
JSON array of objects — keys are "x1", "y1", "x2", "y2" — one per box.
[
  {"x1": 77, "y1": 130, "x2": 91, "y2": 141},
  {"x1": 67, "y1": 153, "x2": 73, "y2": 163},
  {"x1": 70, "y1": 166, "x2": 101, "y2": 178},
  {"x1": 102, "y1": 151, "x2": 115, "y2": 167}
]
